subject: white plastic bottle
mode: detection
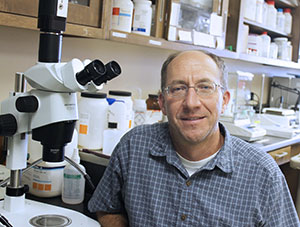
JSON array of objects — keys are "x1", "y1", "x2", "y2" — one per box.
[
  {"x1": 62, "y1": 149, "x2": 86, "y2": 205},
  {"x1": 107, "y1": 98, "x2": 127, "y2": 131},
  {"x1": 269, "y1": 42, "x2": 278, "y2": 59},
  {"x1": 276, "y1": 8, "x2": 285, "y2": 32},
  {"x1": 284, "y1": 8, "x2": 292, "y2": 34},
  {"x1": 266, "y1": 0, "x2": 277, "y2": 29},
  {"x1": 244, "y1": 0, "x2": 256, "y2": 21},
  {"x1": 255, "y1": 0, "x2": 264, "y2": 24},
  {"x1": 133, "y1": 99, "x2": 147, "y2": 126},
  {"x1": 102, "y1": 123, "x2": 125, "y2": 156},
  {"x1": 132, "y1": 0, "x2": 152, "y2": 36},
  {"x1": 78, "y1": 92, "x2": 108, "y2": 150},
  {"x1": 111, "y1": 0, "x2": 134, "y2": 33},
  {"x1": 260, "y1": 32, "x2": 271, "y2": 58},
  {"x1": 109, "y1": 90, "x2": 134, "y2": 130}
]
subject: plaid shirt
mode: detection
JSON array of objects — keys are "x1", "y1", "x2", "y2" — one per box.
[{"x1": 88, "y1": 122, "x2": 300, "y2": 226}]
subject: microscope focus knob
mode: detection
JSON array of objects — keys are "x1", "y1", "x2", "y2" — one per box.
[
  {"x1": 16, "y1": 96, "x2": 39, "y2": 113},
  {"x1": 0, "y1": 114, "x2": 17, "y2": 136}
]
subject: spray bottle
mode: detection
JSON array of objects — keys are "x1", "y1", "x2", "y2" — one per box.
[{"x1": 62, "y1": 148, "x2": 86, "y2": 204}]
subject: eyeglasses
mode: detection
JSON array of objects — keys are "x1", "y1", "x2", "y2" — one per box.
[{"x1": 164, "y1": 81, "x2": 224, "y2": 98}]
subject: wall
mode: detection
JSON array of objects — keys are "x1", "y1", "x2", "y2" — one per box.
[{"x1": 1, "y1": 25, "x2": 299, "y2": 104}]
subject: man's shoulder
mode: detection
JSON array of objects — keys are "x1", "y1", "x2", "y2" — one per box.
[{"x1": 229, "y1": 135, "x2": 279, "y2": 172}]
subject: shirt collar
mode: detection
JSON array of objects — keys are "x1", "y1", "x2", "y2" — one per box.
[{"x1": 149, "y1": 122, "x2": 235, "y2": 174}]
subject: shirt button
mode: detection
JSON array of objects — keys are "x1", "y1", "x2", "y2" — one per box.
[
  {"x1": 186, "y1": 180, "x2": 192, "y2": 187},
  {"x1": 181, "y1": 214, "x2": 187, "y2": 221}
]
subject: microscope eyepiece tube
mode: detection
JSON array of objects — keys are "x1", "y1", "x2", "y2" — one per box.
[
  {"x1": 93, "y1": 61, "x2": 122, "y2": 86},
  {"x1": 76, "y1": 60, "x2": 106, "y2": 86}
]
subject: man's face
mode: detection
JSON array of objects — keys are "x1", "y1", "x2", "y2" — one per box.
[{"x1": 159, "y1": 51, "x2": 230, "y2": 145}]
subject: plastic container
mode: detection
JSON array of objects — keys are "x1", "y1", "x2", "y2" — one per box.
[
  {"x1": 78, "y1": 92, "x2": 108, "y2": 150},
  {"x1": 62, "y1": 149, "x2": 86, "y2": 205},
  {"x1": 22, "y1": 131, "x2": 78, "y2": 198},
  {"x1": 266, "y1": 1, "x2": 277, "y2": 29},
  {"x1": 255, "y1": 0, "x2": 264, "y2": 23},
  {"x1": 284, "y1": 8, "x2": 292, "y2": 34},
  {"x1": 107, "y1": 98, "x2": 127, "y2": 131},
  {"x1": 287, "y1": 41, "x2": 293, "y2": 61},
  {"x1": 244, "y1": 0, "x2": 256, "y2": 21},
  {"x1": 132, "y1": 0, "x2": 152, "y2": 36},
  {"x1": 133, "y1": 99, "x2": 147, "y2": 126},
  {"x1": 262, "y1": 1, "x2": 268, "y2": 25},
  {"x1": 247, "y1": 33, "x2": 262, "y2": 56},
  {"x1": 276, "y1": 8, "x2": 285, "y2": 32},
  {"x1": 109, "y1": 90, "x2": 134, "y2": 130},
  {"x1": 269, "y1": 42, "x2": 278, "y2": 59},
  {"x1": 274, "y1": 37, "x2": 289, "y2": 60},
  {"x1": 102, "y1": 122, "x2": 125, "y2": 156},
  {"x1": 260, "y1": 32, "x2": 271, "y2": 58},
  {"x1": 111, "y1": 0, "x2": 134, "y2": 33}
]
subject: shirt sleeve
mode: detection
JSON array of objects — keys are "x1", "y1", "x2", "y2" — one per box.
[
  {"x1": 262, "y1": 172, "x2": 300, "y2": 227},
  {"x1": 88, "y1": 142, "x2": 128, "y2": 214}
]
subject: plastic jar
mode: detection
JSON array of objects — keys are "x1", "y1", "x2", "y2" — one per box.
[
  {"x1": 107, "y1": 98, "x2": 127, "y2": 131},
  {"x1": 269, "y1": 42, "x2": 278, "y2": 59},
  {"x1": 111, "y1": 0, "x2": 134, "y2": 33},
  {"x1": 260, "y1": 32, "x2": 271, "y2": 58},
  {"x1": 109, "y1": 90, "x2": 134, "y2": 130},
  {"x1": 255, "y1": 0, "x2": 264, "y2": 23},
  {"x1": 274, "y1": 37, "x2": 288, "y2": 60},
  {"x1": 132, "y1": 0, "x2": 152, "y2": 36},
  {"x1": 284, "y1": 8, "x2": 292, "y2": 34},
  {"x1": 78, "y1": 92, "x2": 108, "y2": 150},
  {"x1": 266, "y1": 1, "x2": 277, "y2": 29},
  {"x1": 276, "y1": 8, "x2": 285, "y2": 32}
]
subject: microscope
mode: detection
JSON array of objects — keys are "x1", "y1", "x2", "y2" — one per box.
[{"x1": 0, "y1": 0, "x2": 121, "y2": 226}]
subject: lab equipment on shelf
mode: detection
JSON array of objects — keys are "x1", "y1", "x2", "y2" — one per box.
[{"x1": 220, "y1": 71, "x2": 266, "y2": 141}]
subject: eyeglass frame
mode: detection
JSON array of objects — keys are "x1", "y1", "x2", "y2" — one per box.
[{"x1": 163, "y1": 81, "x2": 225, "y2": 98}]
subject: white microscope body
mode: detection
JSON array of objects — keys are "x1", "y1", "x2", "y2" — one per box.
[{"x1": 0, "y1": 0, "x2": 121, "y2": 226}]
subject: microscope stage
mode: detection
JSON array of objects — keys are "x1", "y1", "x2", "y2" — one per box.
[{"x1": 0, "y1": 199, "x2": 99, "y2": 226}]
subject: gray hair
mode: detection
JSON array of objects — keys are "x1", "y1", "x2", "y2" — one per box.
[{"x1": 160, "y1": 50, "x2": 228, "y2": 92}]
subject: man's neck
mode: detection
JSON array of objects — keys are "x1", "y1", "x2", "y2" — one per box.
[{"x1": 173, "y1": 130, "x2": 224, "y2": 162}]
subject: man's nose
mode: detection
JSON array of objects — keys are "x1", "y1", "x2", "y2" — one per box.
[{"x1": 183, "y1": 87, "x2": 202, "y2": 108}]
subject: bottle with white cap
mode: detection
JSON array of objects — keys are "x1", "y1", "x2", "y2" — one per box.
[
  {"x1": 62, "y1": 149, "x2": 86, "y2": 204},
  {"x1": 132, "y1": 0, "x2": 153, "y2": 36},
  {"x1": 111, "y1": 0, "x2": 134, "y2": 33}
]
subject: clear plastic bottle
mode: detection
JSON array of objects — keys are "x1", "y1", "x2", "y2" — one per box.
[
  {"x1": 244, "y1": 0, "x2": 257, "y2": 21},
  {"x1": 287, "y1": 41, "x2": 293, "y2": 61},
  {"x1": 284, "y1": 8, "x2": 292, "y2": 34},
  {"x1": 107, "y1": 98, "x2": 127, "y2": 131},
  {"x1": 274, "y1": 37, "x2": 288, "y2": 60},
  {"x1": 266, "y1": 0, "x2": 277, "y2": 29},
  {"x1": 276, "y1": 8, "x2": 285, "y2": 32},
  {"x1": 62, "y1": 149, "x2": 86, "y2": 204},
  {"x1": 132, "y1": 0, "x2": 152, "y2": 36},
  {"x1": 111, "y1": 0, "x2": 134, "y2": 33},
  {"x1": 260, "y1": 32, "x2": 271, "y2": 58}
]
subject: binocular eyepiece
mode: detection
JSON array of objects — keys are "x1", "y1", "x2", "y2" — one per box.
[{"x1": 76, "y1": 60, "x2": 121, "y2": 86}]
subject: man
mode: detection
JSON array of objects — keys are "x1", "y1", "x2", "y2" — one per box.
[{"x1": 88, "y1": 50, "x2": 300, "y2": 226}]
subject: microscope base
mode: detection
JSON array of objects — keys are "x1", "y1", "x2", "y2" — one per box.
[{"x1": 0, "y1": 198, "x2": 99, "y2": 226}]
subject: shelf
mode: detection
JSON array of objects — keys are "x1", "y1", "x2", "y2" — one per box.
[
  {"x1": 276, "y1": 0, "x2": 298, "y2": 8},
  {"x1": 243, "y1": 18, "x2": 291, "y2": 38},
  {"x1": 109, "y1": 30, "x2": 239, "y2": 59},
  {"x1": 0, "y1": 12, "x2": 104, "y2": 39},
  {"x1": 239, "y1": 53, "x2": 300, "y2": 69}
]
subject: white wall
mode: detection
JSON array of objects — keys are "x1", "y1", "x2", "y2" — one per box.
[
  {"x1": 0, "y1": 26, "x2": 175, "y2": 100},
  {"x1": 1, "y1": 25, "x2": 300, "y2": 103}
]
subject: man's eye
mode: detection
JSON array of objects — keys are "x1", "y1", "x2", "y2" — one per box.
[
  {"x1": 171, "y1": 85, "x2": 186, "y2": 93},
  {"x1": 197, "y1": 83, "x2": 213, "y2": 90}
]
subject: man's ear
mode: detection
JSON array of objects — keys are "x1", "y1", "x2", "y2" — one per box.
[
  {"x1": 158, "y1": 92, "x2": 167, "y2": 115},
  {"x1": 221, "y1": 90, "x2": 230, "y2": 114}
]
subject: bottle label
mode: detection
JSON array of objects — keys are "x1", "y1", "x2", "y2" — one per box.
[
  {"x1": 64, "y1": 173, "x2": 81, "y2": 179},
  {"x1": 79, "y1": 113, "x2": 90, "y2": 135}
]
